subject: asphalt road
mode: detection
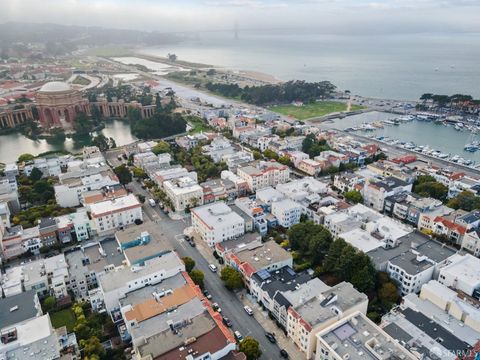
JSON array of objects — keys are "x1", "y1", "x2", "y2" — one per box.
[{"x1": 129, "y1": 181, "x2": 284, "y2": 359}]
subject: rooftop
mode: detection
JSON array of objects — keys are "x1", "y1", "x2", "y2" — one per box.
[
  {"x1": 367, "y1": 231, "x2": 457, "y2": 270},
  {"x1": 235, "y1": 240, "x2": 291, "y2": 273},
  {"x1": 191, "y1": 202, "x2": 244, "y2": 228},
  {"x1": 0, "y1": 290, "x2": 40, "y2": 329},
  {"x1": 98, "y1": 252, "x2": 183, "y2": 292},
  {"x1": 318, "y1": 311, "x2": 415, "y2": 360},
  {"x1": 294, "y1": 282, "x2": 368, "y2": 329},
  {"x1": 439, "y1": 253, "x2": 480, "y2": 287},
  {"x1": 38, "y1": 81, "x2": 72, "y2": 93},
  {"x1": 89, "y1": 194, "x2": 141, "y2": 217}
]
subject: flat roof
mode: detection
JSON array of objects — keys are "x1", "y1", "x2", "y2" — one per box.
[
  {"x1": 235, "y1": 240, "x2": 291, "y2": 272},
  {"x1": 89, "y1": 193, "x2": 141, "y2": 217},
  {"x1": 124, "y1": 284, "x2": 197, "y2": 323},
  {"x1": 191, "y1": 202, "x2": 244, "y2": 228},
  {"x1": 439, "y1": 254, "x2": 480, "y2": 288},
  {"x1": 318, "y1": 312, "x2": 415, "y2": 360},
  {"x1": 119, "y1": 272, "x2": 187, "y2": 308},
  {"x1": 295, "y1": 282, "x2": 368, "y2": 328},
  {"x1": 0, "y1": 290, "x2": 39, "y2": 329},
  {"x1": 99, "y1": 252, "x2": 183, "y2": 292}
]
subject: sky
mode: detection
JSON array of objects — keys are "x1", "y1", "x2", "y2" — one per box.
[{"x1": 0, "y1": 0, "x2": 479, "y2": 35}]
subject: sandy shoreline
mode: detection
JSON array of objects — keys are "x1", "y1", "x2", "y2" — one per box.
[{"x1": 132, "y1": 52, "x2": 281, "y2": 85}]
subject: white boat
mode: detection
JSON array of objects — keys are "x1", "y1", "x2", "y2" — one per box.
[
  {"x1": 438, "y1": 153, "x2": 449, "y2": 159},
  {"x1": 451, "y1": 155, "x2": 460, "y2": 162}
]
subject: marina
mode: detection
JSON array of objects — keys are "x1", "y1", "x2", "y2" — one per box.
[{"x1": 323, "y1": 111, "x2": 480, "y2": 168}]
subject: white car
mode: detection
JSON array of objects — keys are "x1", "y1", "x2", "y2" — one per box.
[
  {"x1": 208, "y1": 264, "x2": 217, "y2": 272},
  {"x1": 244, "y1": 305, "x2": 253, "y2": 316}
]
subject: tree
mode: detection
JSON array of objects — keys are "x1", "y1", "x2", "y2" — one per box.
[
  {"x1": 252, "y1": 150, "x2": 262, "y2": 160},
  {"x1": 43, "y1": 296, "x2": 56, "y2": 312},
  {"x1": 80, "y1": 336, "x2": 105, "y2": 359},
  {"x1": 220, "y1": 266, "x2": 244, "y2": 290},
  {"x1": 190, "y1": 269, "x2": 205, "y2": 289},
  {"x1": 137, "y1": 194, "x2": 145, "y2": 203},
  {"x1": 18, "y1": 153, "x2": 35, "y2": 162},
  {"x1": 447, "y1": 191, "x2": 480, "y2": 211},
  {"x1": 114, "y1": 164, "x2": 132, "y2": 185},
  {"x1": 73, "y1": 111, "x2": 93, "y2": 135},
  {"x1": 91, "y1": 134, "x2": 112, "y2": 151},
  {"x1": 152, "y1": 141, "x2": 171, "y2": 155},
  {"x1": 132, "y1": 167, "x2": 147, "y2": 179},
  {"x1": 323, "y1": 238, "x2": 348, "y2": 273},
  {"x1": 182, "y1": 257, "x2": 195, "y2": 273},
  {"x1": 414, "y1": 181, "x2": 448, "y2": 201},
  {"x1": 378, "y1": 282, "x2": 399, "y2": 304},
  {"x1": 263, "y1": 149, "x2": 279, "y2": 160},
  {"x1": 29, "y1": 167, "x2": 43, "y2": 182},
  {"x1": 239, "y1": 337, "x2": 262, "y2": 360},
  {"x1": 345, "y1": 190, "x2": 363, "y2": 204},
  {"x1": 278, "y1": 155, "x2": 291, "y2": 166},
  {"x1": 127, "y1": 106, "x2": 142, "y2": 123}
]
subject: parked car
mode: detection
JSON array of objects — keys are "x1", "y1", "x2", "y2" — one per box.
[
  {"x1": 265, "y1": 332, "x2": 276, "y2": 343},
  {"x1": 243, "y1": 305, "x2": 253, "y2": 316},
  {"x1": 222, "y1": 316, "x2": 232, "y2": 327},
  {"x1": 280, "y1": 349, "x2": 289, "y2": 358},
  {"x1": 212, "y1": 303, "x2": 222, "y2": 313},
  {"x1": 203, "y1": 289, "x2": 212, "y2": 300},
  {"x1": 234, "y1": 331, "x2": 243, "y2": 342}
]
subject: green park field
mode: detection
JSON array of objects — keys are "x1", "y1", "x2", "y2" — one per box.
[{"x1": 271, "y1": 101, "x2": 364, "y2": 120}]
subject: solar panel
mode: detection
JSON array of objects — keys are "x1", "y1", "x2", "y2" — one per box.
[
  {"x1": 256, "y1": 269, "x2": 271, "y2": 280},
  {"x1": 286, "y1": 267, "x2": 296, "y2": 276}
]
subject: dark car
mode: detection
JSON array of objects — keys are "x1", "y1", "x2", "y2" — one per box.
[
  {"x1": 222, "y1": 316, "x2": 232, "y2": 328},
  {"x1": 203, "y1": 289, "x2": 212, "y2": 300},
  {"x1": 265, "y1": 332, "x2": 276, "y2": 343},
  {"x1": 280, "y1": 349, "x2": 289, "y2": 358}
]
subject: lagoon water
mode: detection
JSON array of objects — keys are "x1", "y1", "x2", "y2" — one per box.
[
  {"x1": 140, "y1": 31, "x2": 480, "y2": 100},
  {"x1": 0, "y1": 120, "x2": 136, "y2": 164},
  {"x1": 324, "y1": 111, "x2": 480, "y2": 163}
]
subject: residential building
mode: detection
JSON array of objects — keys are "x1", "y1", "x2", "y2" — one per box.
[
  {"x1": 234, "y1": 197, "x2": 268, "y2": 234},
  {"x1": 333, "y1": 172, "x2": 364, "y2": 193},
  {"x1": 271, "y1": 198, "x2": 302, "y2": 228},
  {"x1": 382, "y1": 281, "x2": 480, "y2": 360},
  {"x1": 54, "y1": 172, "x2": 119, "y2": 207},
  {"x1": 38, "y1": 217, "x2": 58, "y2": 246},
  {"x1": 461, "y1": 229, "x2": 480, "y2": 257},
  {"x1": 115, "y1": 223, "x2": 172, "y2": 266},
  {"x1": 367, "y1": 231, "x2": 457, "y2": 295},
  {"x1": 362, "y1": 177, "x2": 412, "y2": 212},
  {"x1": 297, "y1": 159, "x2": 323, "y2": 176},
  {"x1": 287, "y1": 281, "x2": 368, "y2": 359},
  {"x1": 191, "y1": 202, "x2": 245, "y2": 246},
  {"x1": 202, "y1": 136, "x2": 237, "y2": 163},
  {"x1": 95, "y1": 252, "x2": 185, "y2": 318},
  {"x1": 438, "y1": 254, "x2": 480, "y2": 298},
  {"x1": 0, "y1": 290, "x2": 42, "y2": 327},
  {"x1": 221, "y1": 170, "x2": 249, "y2": 197},
  {"x1": 237, "y1": 160, "x2": 290, "y2": 192},
  {"x1": 164, "y1": 176, "x2": 203, "y2": 212},
  {"x1": 432, "y1": 215, "x2": 467, "y2": 245},
  {"x1": 0, "y1": 314, "x2": 61, "y2": 360},
  {"x1": 315, "y1": 311, "x2": 416, "y2": 360},
  {"x1": 65, "y1": 239, "x2": 125, "y2": 301},
  {"x1": 88, "y1": 194, "x2": 143, "y2": 236}
]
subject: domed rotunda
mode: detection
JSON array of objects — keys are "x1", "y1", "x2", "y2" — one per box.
[{"x1": 36, "y1": 81, "x2": 90, "y2": 128}]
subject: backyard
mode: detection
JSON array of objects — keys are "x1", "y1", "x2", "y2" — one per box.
[{"x1": 49, "y1": 308, "x2": 77, "y2": 332}]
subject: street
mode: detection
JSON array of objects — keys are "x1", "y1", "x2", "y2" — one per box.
[{"x1": 129, "y1": 180, "x2": 291, "y2": 360}]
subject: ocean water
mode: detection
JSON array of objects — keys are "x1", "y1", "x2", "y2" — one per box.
[{"x1": 140, "y1": 31, "x2": 480, "y2": 101}]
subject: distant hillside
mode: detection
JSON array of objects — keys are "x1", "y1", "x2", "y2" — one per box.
[{"x1": 0, "y1": 22, "x2": 182, "y2": 47}]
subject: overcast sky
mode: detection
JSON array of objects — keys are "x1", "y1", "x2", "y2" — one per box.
[{"x1": 1, "y1": 0, "x2": 479, "y2": 34}]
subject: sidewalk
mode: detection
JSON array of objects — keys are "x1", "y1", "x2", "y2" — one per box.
[{"x1": 239, "y1": 291, "x2": 305, "y2": 360}]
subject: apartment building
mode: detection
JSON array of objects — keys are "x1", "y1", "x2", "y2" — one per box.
[
  {"x1": 271, "y1": 198, "x2": 302, "y2": 228},
  {"x1": 237, "y1": 160, "x2": 290, "y2": 192},
  {"x1": 191, "y1": 202, "x2": 245, "y2": 246},
  {"x1": 164, "y1": 176, "x2": 203, "y2": 212},
  {"x1": 88, "y1": 194, "x2": 143, "y2": 236}
]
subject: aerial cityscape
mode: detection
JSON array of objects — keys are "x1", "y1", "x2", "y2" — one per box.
[{"x1": 1, "y1": 1, "x2": 480, "y2": 360}]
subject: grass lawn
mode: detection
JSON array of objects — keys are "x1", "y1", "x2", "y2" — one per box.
[
  {"x1": 86, "y1": 46, "x2": 132, "y2": 57},
  {"x1": 50, "y1": 309, "x2": 76, "y2": 332},
  {"x1": 187, "y1": 117, "x2": 210, "y2": 133},
  {"x1": 271, "y1": 101, "x2": 365, "y2": 120}
]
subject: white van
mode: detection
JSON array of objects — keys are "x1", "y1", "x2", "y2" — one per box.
[
  {"x1": 208, "y1": 264, "x2": 217, "y2": 272},
  {"x1": 148, "y1": 199, "x2": 156, "y2": 207}
]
